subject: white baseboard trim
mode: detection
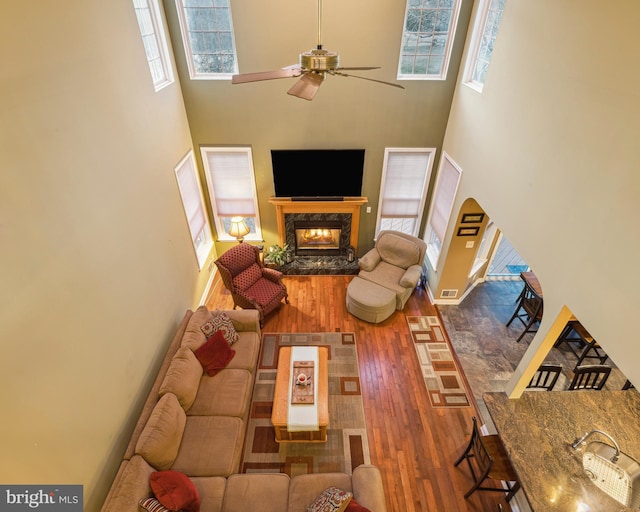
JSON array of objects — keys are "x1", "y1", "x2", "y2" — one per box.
[
  {"x1": 199, "y1": 265, "x2": 218, "y2": 306},
  {"x1": 429, "y1": 277, "x2": 484, "y2": 305}
]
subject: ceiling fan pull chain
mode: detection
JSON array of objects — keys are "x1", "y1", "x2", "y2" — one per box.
[{"x1": 317, "y1": 0, "x2": 323, "y2": 50}]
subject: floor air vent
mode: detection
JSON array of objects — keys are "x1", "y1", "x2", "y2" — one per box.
[{"x1": 441, "y1": 289, "x2": 458, "y2": 298}]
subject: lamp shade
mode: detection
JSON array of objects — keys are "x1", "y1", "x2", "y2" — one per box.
[{"x1": 228, "y1": 216, "x2": 250, "y2": 241}]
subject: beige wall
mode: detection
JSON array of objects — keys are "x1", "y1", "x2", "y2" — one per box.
[
  {"x1": 0, "y1": 2, "x2": 211, "y2": 510},
  {"x1": 162, "y1": 0, "x2": 473, "y2": 255},
  {"x1": 439, "y1": 0, "x2": 640, "y2": 389}
]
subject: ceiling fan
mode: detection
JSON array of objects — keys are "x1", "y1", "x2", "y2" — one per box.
[{"x1": 231, "y1": 0, "x2": 405, "y2": 101}]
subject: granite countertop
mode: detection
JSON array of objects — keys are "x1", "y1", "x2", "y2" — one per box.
[{"x1": 484, "y1": 390, "x2": 640, "y2": 511}]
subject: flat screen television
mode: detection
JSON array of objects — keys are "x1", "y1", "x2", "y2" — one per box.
[{"x1": 271, "y1": 149, "x2": 365, "y2": 199}]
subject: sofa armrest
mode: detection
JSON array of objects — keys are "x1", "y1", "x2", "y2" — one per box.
[
  {"x1": 352, "y1": 465, "x2": 387, "y2": 512},
  {"x1": 262, "y1": 267, "x2": 284, "y2": 282},
  {"x1": 358, "y1": 249, "x2": 381, "y2": 272},
  {"x1": 225, "y1": 309, "x2": 261, "y2": 334},
  {"x1": 100, "y1": 456, "x2": 154, "y2": 512},
  {"x1": 399, "y1": 264, "x2": 422, "y2": 289}
]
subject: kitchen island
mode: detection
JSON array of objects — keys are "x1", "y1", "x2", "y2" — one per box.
[{"x1": 484, "y1": 390, "x2": 640, "y2": 511}]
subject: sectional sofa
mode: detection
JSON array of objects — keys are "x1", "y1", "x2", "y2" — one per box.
[{"x1": 100, "y1": 306, "x2": 387, "y2": 512}]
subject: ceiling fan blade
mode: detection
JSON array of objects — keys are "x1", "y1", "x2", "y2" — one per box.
[
  {"x1": 336, "y1": 67, "x2": 381, "y2": 71},
  {"x1": 331, "y1": 71, "x2": 405, "y2": 90},
  {"x1": 232, "y1": 66, "x2": 301, "y2": 84},
  {"x1": 287, "y1": 73, "x2": 324, "y2": 101}
]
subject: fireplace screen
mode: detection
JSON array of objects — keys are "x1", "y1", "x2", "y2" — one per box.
[{"x1": 294, "y1": 221, "x2": 342, "y2": 253}]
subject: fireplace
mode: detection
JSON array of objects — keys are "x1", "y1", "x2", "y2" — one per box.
[
  {"x1": 268, "y1": 197, "x2": 367, "y2": 275},
  {"x1": 294, "y1": 220, "x2": 342, "y2": 255},
  {"x1": 285, "y1": 213, "x2": 352, "y2": 256}
]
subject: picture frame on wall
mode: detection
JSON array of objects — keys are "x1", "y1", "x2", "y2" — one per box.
[
  {"x1": 461, "y1": 213, "x2": 485, "y2": 224},
  {"x1": 457, "y1": 226, "x2": 480, "y2": 237}
]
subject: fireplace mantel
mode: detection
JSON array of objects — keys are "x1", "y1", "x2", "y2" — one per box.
[{"x1": 269, "y1": 197, "x2": 367, "y2": 252}]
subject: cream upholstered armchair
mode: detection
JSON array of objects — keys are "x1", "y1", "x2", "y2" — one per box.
[{"x1": 357, "y1": 230, "x2": 427, "y2": 310}]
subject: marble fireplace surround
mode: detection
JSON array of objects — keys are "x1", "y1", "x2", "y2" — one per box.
[{"x1": 268, "y1": 197, "x2": 367, "y2": 255}]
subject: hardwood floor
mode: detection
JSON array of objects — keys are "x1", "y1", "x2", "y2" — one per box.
[{"x1": 205, "y1": 274, "x2": 512, "y2": 511}]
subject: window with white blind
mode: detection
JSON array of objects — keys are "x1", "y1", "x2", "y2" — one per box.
[
  {"x1": 200, "y1": 147, "x2": 262, "y2": 241},
  {"x1": 175, "y1": 0, "x2": 239, "y2": 79},
  {"x1": 424, "y1": 152, "x2": 462, "y2": 267},
  {"x1": 397, "y1": 0, "x2": 462, "y2": 80},
  {"x1": 133, "y1": 0, "x2": 174, "y2": 91},
  {"x1": 463, "y1": 0, "x2": 506, "y2": 92},
  {"x1": 376, "y1": 148, "x2": 435, "y2": 237},
  {"x1": 174, "y1": 150, "x2": 213, "y2": 269}
]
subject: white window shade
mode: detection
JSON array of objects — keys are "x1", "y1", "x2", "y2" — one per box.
[
  {"x1": 176, "y1": 161, "x2": 206, "y2": 239},
  {"x1": 174, "y1": 150, "x2": 213, "y2": 269},
  {"x1": 377, "y1": 149, "x2": 434, "y2": 236},
  {"x1": 430, "y1": 155, "x2": 462, "y2": 243},
  {"x1": 205, "y1": 152, "x2": 256, "y2": 217},
  {"x1": 201, "y1": 146, "x2": 262, "y2": 241}
]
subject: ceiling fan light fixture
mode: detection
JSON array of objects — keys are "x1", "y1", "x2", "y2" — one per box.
[{"x1": 300, "y1": 49, "x2": 339, "y2": 71}]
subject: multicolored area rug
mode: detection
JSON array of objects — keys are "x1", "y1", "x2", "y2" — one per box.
[
  {"x1": 241, "y1": 332, "x2": 370, "y2": 477},
  {"x1": 406, "y1": 315, "x2": 472, "y2": 408}
]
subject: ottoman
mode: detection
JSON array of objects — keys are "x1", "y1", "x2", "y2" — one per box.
[{"x1": 346, "y1": 277, "x2": 396, "y2": 323}]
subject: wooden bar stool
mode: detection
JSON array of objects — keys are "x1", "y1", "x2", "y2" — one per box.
[
  {"x1": 554, "y1": 320, "x2": 608, "y2": 369},
  {"x1": 527, "y1": 364, "x2": 562, "y2": 391},
  {"x1": 506, "y1": 281, "x2": 543, "y2": 342},
  {"x1": 453, "y1": 416, "x2": 520, "y2": 502},
  {"x1": 568, "y1": 365, "x2": 611, "y2": 390}
]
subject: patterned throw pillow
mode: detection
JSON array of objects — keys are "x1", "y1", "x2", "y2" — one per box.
[
  {"x1": 138, "y1": 497, "x2": 171, "y2": 512},
  {"x1": 200, "y1": 312, "x2": 239, "y2": 345},
  {"x1": 307, "y1": 487, "x2": 353, "y2": 512}
]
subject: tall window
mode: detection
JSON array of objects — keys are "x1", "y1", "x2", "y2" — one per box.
[
  {"x1": 463, "y1": 0, "x2": 506, "y2": 91},
  {"x1": 174, "y1": 150, "x2": 213, "y2": 269},
  {"x1": 424, "y1": 153, "x2": 462, "y2": 267},
  {"x1": 175, "y1": 0, "x2": 239, "y2": 79},
  {"x1": 398, "y1": 0, "x2": 462, "y2": 80},
  {"x1": 376, "y1": 148, "x2": 435, "y2": 237},
  {"x1": 201, "y1": 147, "x2": 262, "y2": 241},
  {"x1": 133, "y1": 0, "x2": 175, "y2": 91}
]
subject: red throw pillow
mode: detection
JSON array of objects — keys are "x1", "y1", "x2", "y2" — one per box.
[
  {"x1": 194, "y1": 330, "x2": 236, "y2": 376},
  {"x1": 345, "y1": 498, "x2": 372, "y2": 512},
  {"x1": 150, "y1": 470, "x2": 200, "y2": 512}
]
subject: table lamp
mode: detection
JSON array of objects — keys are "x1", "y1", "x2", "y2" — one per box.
[{"x1": 228, "y1": 216, "x2": 250, "y2": 243}]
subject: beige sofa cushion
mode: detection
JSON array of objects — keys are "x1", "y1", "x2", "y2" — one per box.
[
  {"x1": 223, "y1": 473, "x2": 290, "y2": 512},
  {"x1": 172, "y1": 416, "x2": 244, "y2": 477},
  {"x1": 190, "y1": 477, "x2": 227, "y2": 512},
  {"x1": 158, "y1": 347, "x2": 203, "y2": 411},
  {"x1": 222, "y1": 332, "x2": 260, "y2": 372},
  {"x1": 181, "y1": 305, "x2": 214, "y2": 351},
  {"x1": 188, "y1": 369, "x2": 253, "y2": 417},
  {"x1": 135, "y1": 393, "x2": 186, "y2": 470},
  {"x1": 287, "y1": 473, "x2": 353, "y2": 512}
]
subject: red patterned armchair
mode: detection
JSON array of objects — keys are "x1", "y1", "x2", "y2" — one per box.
[{"x1": 215, "y1": 243, "x2": 289, "y2": 325}]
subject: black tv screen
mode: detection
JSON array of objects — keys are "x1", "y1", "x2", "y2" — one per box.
[{"x1": 271, "y1": 149, "x2": 365, "y2": 199}]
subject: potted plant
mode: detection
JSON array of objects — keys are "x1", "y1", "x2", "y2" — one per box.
[{"x1": 264, "y1": 243, "x2": 289, "y2": 267}]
